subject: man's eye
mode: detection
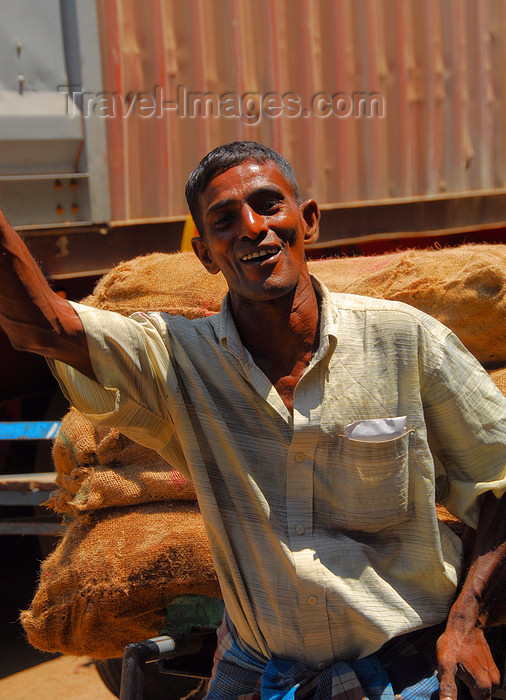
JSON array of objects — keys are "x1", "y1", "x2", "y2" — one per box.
[
  {"x1": 258, "y1": 199, "x2": 280, "y2": 213},
  {"x1": 213, "y1": 214, "x2": 234, "y2": 228}
]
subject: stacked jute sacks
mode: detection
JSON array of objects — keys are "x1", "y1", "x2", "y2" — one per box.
[{"x1": 21, "y1": 244, "x2": 506, "y2": 659}]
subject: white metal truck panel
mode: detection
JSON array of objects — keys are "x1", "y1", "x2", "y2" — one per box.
[
  {"x1": 0, "y1": 0, "x2": 109, "y2": 226},
  {"x1": 0, "y1": 0, "x2": 83, "y2": 174}
]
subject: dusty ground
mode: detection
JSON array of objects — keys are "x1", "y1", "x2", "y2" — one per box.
[
  {"x1": 0, "y1": 655, "x2": 116, "y2": 699},
  {"x1": 0, "y1": 534, "x2": 115, "y2": 699}
]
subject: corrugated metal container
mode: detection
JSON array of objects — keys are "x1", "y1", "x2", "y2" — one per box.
[{"x1": 96, "y1": 0, "x2": 506, "y2": 229}]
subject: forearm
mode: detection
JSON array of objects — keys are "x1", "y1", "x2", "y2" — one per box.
[
  {"x1": 0, "y1": 209, "x2": 95, "y2": 378},
  {"x1": 450, "y1": 491, "x2": 506, "y2": 627},
  {"x1": 437, "y1": 491, "x2": 505, "y2": 699}
]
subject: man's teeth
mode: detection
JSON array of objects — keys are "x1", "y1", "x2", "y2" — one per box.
[{"x1": 241, "y1": 248, "x2": 278, "y2": 262}]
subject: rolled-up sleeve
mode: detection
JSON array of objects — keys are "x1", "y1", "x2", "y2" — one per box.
[
  {"x1": 48, "y1": 301, "x2": 177, "y2": 453},
  {"x1": 422, "y1": 331, "x2": 506, "y2": 528}
]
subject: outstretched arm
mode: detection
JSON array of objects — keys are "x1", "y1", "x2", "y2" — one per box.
[
  {"x1": 0, "y1": 208, "x2": 95, "y2": 379},
  {"x1": 437, "y1": 490, "x2": 506, "y2": 700}
]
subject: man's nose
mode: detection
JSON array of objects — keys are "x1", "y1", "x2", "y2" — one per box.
[{"x1": 240, "y1": 205, "x2": 266, "y2": 239}]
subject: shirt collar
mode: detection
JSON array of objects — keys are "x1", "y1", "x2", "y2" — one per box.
[{"x1": 218, "y1": 273, "x2": 338, "y2": 363}]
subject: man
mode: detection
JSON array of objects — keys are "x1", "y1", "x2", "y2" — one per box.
[{"x1": 1, "y1": 141, "x2": 505, "y2": 699}]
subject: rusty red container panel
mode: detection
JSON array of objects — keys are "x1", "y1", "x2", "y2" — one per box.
[{"x1": 95, "y1": 0, "x2": 506, "y2": 222}]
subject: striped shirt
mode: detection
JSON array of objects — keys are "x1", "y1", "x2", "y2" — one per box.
[{"x1": 50, "y1": 276, "x2": 506, "y2": 668}]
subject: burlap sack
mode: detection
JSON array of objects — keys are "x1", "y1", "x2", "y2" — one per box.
[
  {"x1": 310, "y1": 244, "x2": 506, "y2": 365},
  {"x1": 83, "y1": 250, "x2": 227, "y2": 318},
  {"x1": 21, "y1": 502, "x2": 220, "y2": 658},
  {"x1": 490, "y1": 367, "x2": 506, "y2": 396},
  {"x1": 52, "y1": 407, "x2": 196, "y2": 516}
]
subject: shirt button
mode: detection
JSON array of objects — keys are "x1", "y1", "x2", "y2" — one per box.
[
  {"x1": 295, "y1": 524, "x2": 305, "y2": 535},
  {"x1": 307, "y1": 596, "x2": 318, "y2": 606},
  {"x1": 295, "y1": 452, "x2": 305, "y2": 462},
  {"x1": 318, "y1": 663, "x2": 326, "y2": 671}
]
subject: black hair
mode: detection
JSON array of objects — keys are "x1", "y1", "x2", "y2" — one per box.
[{"x1": 185, "y1": 141, "x2": 301, "y2": 235}]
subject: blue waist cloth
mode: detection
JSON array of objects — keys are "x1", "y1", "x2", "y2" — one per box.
[
  {"x1": 261, "y1": 654, "x2": 395, "y2": 699},
  {"x1": 205, "y1": 612, "x2": 441, "y2": 700}
]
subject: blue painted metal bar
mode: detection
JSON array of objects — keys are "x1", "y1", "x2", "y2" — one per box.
[
  {"x1": 0, "y1": 491, "x2": 52, "y2": 506},
  {"x1": 0, "y1": 421, "x2": 61, "y2": 440},
  {"x1": 0, "y1": 519, "x2": 65, "y2": 536}
]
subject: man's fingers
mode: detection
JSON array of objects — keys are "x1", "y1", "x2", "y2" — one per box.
[
  {"x1": 436, "y1": 626, "x2": 500, "y2": 700},
  {"x1": 438, "y1": 665, "x2": 458, "y2": 700},
  {"x1": 455, "y1": 662, "x2": 498, "y2": 700}
]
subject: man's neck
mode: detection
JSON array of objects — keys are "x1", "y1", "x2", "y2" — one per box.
[{"x1": 229, "y1": 269, "x2": 320, "y2": 379}]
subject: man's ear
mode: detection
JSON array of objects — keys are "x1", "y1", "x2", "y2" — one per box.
[
  {"x1": 300, "y1": 199, "x2": 320, "y2": 245},
  {"x1": 191, "y1": 236, "x2": 221, "y2": 274}
]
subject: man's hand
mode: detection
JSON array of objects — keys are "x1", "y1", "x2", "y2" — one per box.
[
  {"x1": 0, "y1": 208, "x2": 96, "y2": 379},
  {"x1": 437, "y1": 615, "x2": 500, "y2": 699},
  {"x1": 437, "y1": 490, "x2": 506, "y2": 699}
]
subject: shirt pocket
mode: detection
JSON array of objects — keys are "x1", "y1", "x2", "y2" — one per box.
[{"x1": 331, "y1": 424, "x2": 413, "y2": 533}]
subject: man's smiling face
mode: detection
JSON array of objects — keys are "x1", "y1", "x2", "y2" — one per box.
[{"x1": 192, "y1": 160, "x2": 319, "y2": 305}]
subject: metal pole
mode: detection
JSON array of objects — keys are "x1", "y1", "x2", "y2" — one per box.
[{"x1": 119, "y1": 636, "x2": 176, "y2": 700}]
